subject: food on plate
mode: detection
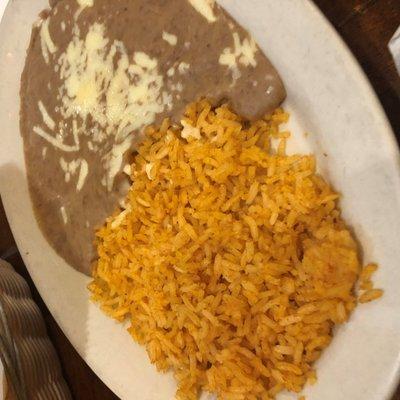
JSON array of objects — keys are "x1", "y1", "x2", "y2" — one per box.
[
  {"x1": 19, "y1": 0, "x2": 383, "y2": 398},
  {"x1": 20, "y1": 0, "x2": 285, "y2": 275},
  {"x1": 89, "y1": 100, "x2": 382, "y2": 400}
]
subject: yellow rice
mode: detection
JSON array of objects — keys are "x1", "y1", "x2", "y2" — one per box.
[{"x1": 89, "y1": 100, "x2": 382, "y2": 400}]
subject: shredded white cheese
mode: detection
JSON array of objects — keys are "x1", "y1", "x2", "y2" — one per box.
[
  {"x1": 60, "y1": 206, "x2": 68, "y2": 224},
  {"x1": 60, "y1": 157, "x2": 80, "y2": 173},
  {"x1": 33, "y1": 126, "x2": 79, "y2": 152},
  {"x1": 34, "y1": 22, "x2": 172, "y2": 191},
  {"x1": 181, "y1": 120, "x2": 201, "y2": 140},
  {"x1": 162, "y1": 31, "x2": 178, "y2": 46},
  {"x1": 59, "y1": 157, "x2": 88, "y2": 188},
  {"x1": 76, "y1": 159, "x2": 89, "y2": 191},
  {"x1": 145, "y1": 163, "x2": 154, "y2": 180},
  {"x1": 123, "y1": 164, "x2": 132, "y2": 176},
  {"x1": 219, "y1": 32, "x2": 258, "y2": 81},
  {"x1": 76, "y1": 0, "x2": 93, "y2": 8},
  {"x1": 38, "y1": 101, "x2": 56, "y2": 131},
  {"x1": 40, "y1": 18, "x2": 58, "y2": 64},
  {"x1": 111, "y1": 205, "x2": 131, "y2": 229},
  {"x1": 188, "y1": 0, "x2": 217, "y2": 23},
  {"x1": 104, "y1": 138, "x2": 132, "y2": 191},
  {"x1": 167, "y1": 67, "x2": 175, "y2": 77},
  {"x1": 178, "y1": 62, "x2": 190, "y2": 74},
  {"x1": 175, "y1": 82, "x2": 183, "y2": 92}
]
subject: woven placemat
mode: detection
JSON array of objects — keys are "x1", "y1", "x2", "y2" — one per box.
[{"x1": 0, "y1": 259, "x2": 72, "y2": 400}]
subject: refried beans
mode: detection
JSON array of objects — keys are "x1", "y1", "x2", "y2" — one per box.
[{"x1": 20, "y1": 0, "x2": 286, "y2": 275}]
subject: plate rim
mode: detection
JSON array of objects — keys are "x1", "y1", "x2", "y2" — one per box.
[{"x1": 1, "y1": 0, "x2": 400, "y2": 399}]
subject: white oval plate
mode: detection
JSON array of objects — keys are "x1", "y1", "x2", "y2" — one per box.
[{"x1": 1, "y1": 1, "x2": 400, "y2": 399}]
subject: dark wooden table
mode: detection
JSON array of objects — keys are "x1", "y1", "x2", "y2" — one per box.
[{"x1": 1, "y1": 1, "x2": 399, "y2": 399}]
